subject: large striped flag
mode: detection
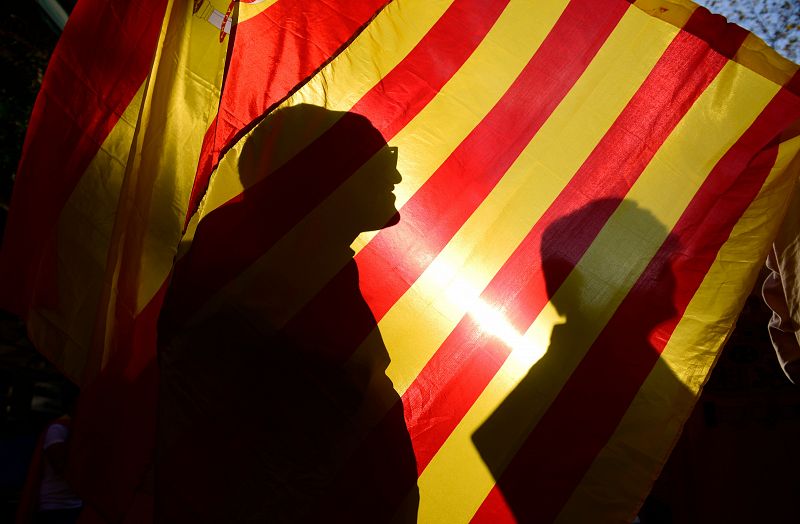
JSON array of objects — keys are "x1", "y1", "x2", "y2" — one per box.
[
  {"x1": 3, "y1": 0, "x2": 800, "y2": 522},
  {"x1": 2, "y1": 0, "x2": 390, "y2": 519}
]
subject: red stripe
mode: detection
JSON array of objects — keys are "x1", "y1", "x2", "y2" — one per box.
[
  {"x1": 471, "y1": 489, "x2": 516, "y2": 524},
  {"x1": 0, "y1": 0, "x2": 166, "y2": 315},
  {"x1": 785, "y1": 69, "x2": 800, "y2": 97},
  {"x1": 682, "y1": 6, "x2": 750, "y2": 59},
  {"x1": 69, "y1": 280, "x2": 169, "y2": 519},
  {"x1": 167, "y1": 0, "x2": 510, "y2": 324},
  {"x1": 474, "y1": 60, "x2": 800, "y2": 524},
  {"x1": 187, "y1": 0, "x2": 391, "y2": 220}
]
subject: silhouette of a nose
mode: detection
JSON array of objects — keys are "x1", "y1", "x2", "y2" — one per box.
[{"x1": 391, "y1": 167, "x2": 402, "y2": 185}]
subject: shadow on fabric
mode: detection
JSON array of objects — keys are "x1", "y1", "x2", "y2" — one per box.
[{"x1": 156, "y1": 105, "x2": 418, "y2": 523}]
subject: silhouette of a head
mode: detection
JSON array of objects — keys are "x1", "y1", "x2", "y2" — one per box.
[
  {"x1": 541, "y1": 198, "x2": 678, "y2": 332},
  {"x1": 238, "y1": 104, "x2": 401, "y2": 239}
]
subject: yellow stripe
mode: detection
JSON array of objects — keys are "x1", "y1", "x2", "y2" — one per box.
[
  {"x1": 237, "y1": 0, "x2": 280, "y2": 24},
  {"x1": 200, "y1": 0, "x2": 456, "y2": 217},
  {"x1": 415, "y1": 50, "x2": 778, "y2": 524},
  {"x1": 735, "y1": 32, "x2": 799, "y2": 89},
  {"x1": 556, "y1": 131, "x2": 800, "y2": 524},
  {"x1": 134, "y1": 4, "x2": 229, "y2": 309},
  {"x1": 91, "y1": 0, "x2": 229, "y2": 368},
  {"x1": 632, "y1": 0, "x2": 697, "y2": 29}
]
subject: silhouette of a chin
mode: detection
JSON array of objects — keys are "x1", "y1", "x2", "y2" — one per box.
[
  {"x1": 350, "y1": 189, "x2": 401, "y2": 233},
  {"x1": 385, "y1": 209, "x2": 401, "y2": 227},
  {"x1": 357, "y1": 207, "x2": 400, "y2": 233}
]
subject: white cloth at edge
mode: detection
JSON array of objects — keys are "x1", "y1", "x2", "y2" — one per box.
[
  {"x1": 763, "y1": 175, "x2": 800, "y2": 383},
  {"x1": 37, "y1": 423, "x2": 83, "y2": 511}
]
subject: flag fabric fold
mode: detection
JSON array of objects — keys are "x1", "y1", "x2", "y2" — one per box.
[{"x1": 763, "y1": 180, "x2": 800, "y2": 383}]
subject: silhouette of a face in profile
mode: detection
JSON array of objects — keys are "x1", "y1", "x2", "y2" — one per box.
[
  {"x1": 340, "y1": 144, "x2": 402, "y2": 232},
  {"x1": 473, "y1": 198, "x2": 690, "y2": 522},
  {"x1": 237, "y1": 105, "x2": 401, "y2": 249},
  {"x1": 540, "y1": 200, "x2": 678, "y2": 329},
  {"x1": 157, "y1": 105, "x2": 418, "y2": 523}
]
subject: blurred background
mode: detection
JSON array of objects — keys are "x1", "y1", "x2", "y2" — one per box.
[{"x1": 696, "y1": 0, "x2": 797, "y2": 61}]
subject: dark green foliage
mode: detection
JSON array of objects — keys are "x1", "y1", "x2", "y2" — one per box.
[{"x1": 0, "y1": 4, "x2": 58, "y2": 214}]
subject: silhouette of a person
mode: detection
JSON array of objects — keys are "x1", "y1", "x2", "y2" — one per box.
[
  {"x1": 473, "y1": 198, "x2": 690, "y2": 522},
  {"x1": 156, "y1": 105, "x2": 418, "y2": 523}
]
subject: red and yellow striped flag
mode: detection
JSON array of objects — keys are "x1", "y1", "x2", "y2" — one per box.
[
  {"x1": 3, "y1": 0, "x2": 800, "y2": 522},
  {"x1": 2, "y1": 0, "x2": 388, "y2": 520}
]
